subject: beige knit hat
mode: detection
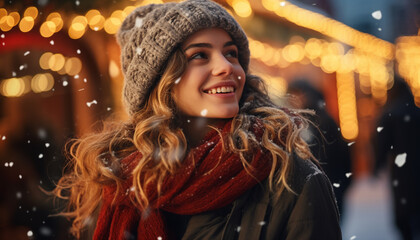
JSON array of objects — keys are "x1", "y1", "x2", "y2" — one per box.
[{"x1": 117, "y1": 0, "x2": 250, "y2": 115}]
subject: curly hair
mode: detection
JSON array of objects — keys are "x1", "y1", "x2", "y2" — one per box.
[{"x1": 53, "y1": 48, "x2": 315, "y2": 238}]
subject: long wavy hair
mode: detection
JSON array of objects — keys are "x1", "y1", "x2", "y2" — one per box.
[{"x1": 53, "y1": 48, "x2": 315, "y2": 238}]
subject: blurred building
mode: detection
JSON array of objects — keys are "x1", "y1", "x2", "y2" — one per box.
[{"x1": 0, "y1": 0, "x2": 419, "y2": 238}]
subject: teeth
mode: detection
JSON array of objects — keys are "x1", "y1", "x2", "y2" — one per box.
[{"x1": 206, "y1": 86, "x2": 234, "y2": 94}]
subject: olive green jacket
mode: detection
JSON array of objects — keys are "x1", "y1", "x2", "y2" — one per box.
[{"x1": 174, "y1": 156, "x2": 342, "y2": 240}]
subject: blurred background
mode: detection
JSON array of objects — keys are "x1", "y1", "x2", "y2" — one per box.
[{"x1": 1, "y1": 0, "x2": 420, "y2": 239}]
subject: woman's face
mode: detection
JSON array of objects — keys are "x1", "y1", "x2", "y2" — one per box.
[{"x1": 173, "y1": 28, "x2": 246, "y2": 119}]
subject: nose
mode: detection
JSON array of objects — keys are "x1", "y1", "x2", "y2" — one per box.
[{"x1": 211, "y1": 53, "x2": 234, "y2": 77}]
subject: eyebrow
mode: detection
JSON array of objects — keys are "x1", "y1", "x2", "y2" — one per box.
[{"x1": 183, "y1": 41, "x2": 236, "y2": 51}]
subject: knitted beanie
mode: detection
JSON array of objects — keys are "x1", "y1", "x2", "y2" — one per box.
[{"x1": 117, "y1": 0, "x2": 250, "y2": 115}]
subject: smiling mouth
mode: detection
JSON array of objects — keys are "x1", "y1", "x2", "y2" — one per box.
[{"x1": 205, "y1": 86, "x2": 235, "y2": 94}]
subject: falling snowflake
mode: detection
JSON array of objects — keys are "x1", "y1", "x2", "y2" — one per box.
[
  {"x1": 371, "y1": 10, "x2": 382, "y2": 20},
  {"x1": 347, "y1": 141, "x2": 355, "y2": 146},
  {"x1": 75, "y1": 0, "x2": 80, "y2": 6},
  {"x1": 83, "y1": 78, "x2": 87, "y2": 82},
  {"x1": 395, "y1": 153, "x2": 407, "y2": 167},
  {"x1": 74, "y1": 74, "x2": 79, "y2": 79},
  {"x1": 45, "y1": 143, "x2": 50, "y2": 148},
  {"x1": 78, "y1": 88, "x2": 85, "y2": 91},
  {"x1": 378, "y1": 28, "x2": 382, "y2": 31},
  {"x1": 175, "y1": 77, "x2": 181, "y2": 84},
  {"x1": 1, "y1": 34, "x2": 4, "y2": 38},
  {"x1": 392, "y1": 179, "x2": 398, "y2": 187},
  {"x1": 12, "y1": 71, "x2": 16, "y2": 77},
  {"x1": 39, "y1": 226, "x2": 52, "y2": 236},
  {"x1": 39, "y1": 154, "x2": 44, "y2": 159},
  {"x1": 280, "y1": 1, "x2": 286, "y2": 6},
  {"x1": 19, "y1": 65, "x2": 25, "y2": 70},
  {"x1": 107, "y1": 107, "x2": 111, "y2": 111},
  {"x1": 27, "y1": 230, "x2": 33, "y2": 237},
  {"x1": 86, "y1": 100, "x2": 98, "y2": 107},
  {"x1": 136, "y1": 47, "x2": 143, "y2": 55},
  {"x1": 345, "y1": 172, "x2": 352, "y2": 178},
  {"x1": 63, "y1": 80, "x2": 68, "y2": 87},
  {"x1": 24, "y1": 51, "x2": 30, "y2": 56},
  {"x1": 401, "y1": 198, "x2": 407, "y2": 205},
  {"x1": 258, "y1": 221, "x2": 266, "y2": 226},
  {"x1": 135, "y1": 17, "x2": 144, "y2": 28},
  {"x1": 377, "y1": 127, "x2": 383, "y2": 132},
  {"x1": 50, "y1": 40, "x2": 54, "y2": 45},
  {"x1": 236, "y1": 226, "x2": 241, "y2": 232},
  {"x1": 19, "y1": 175, "x2": 22, "y2": 179},
  {"x1": 200, "y1": 109, "x2": 208, "y2": 116},
  {"x1": 404, "y1": 114, "x2": 410, "y2": 122},
  {"x1": 390, "y1": 145, "x2": 394, "y2": 149},
  {"x1": 2, "y1": 135, "x2": 6, "y2": 140},
  {"x1": 333, "y1": 183, "x2": 340, "y2": 188},
  {"x1": 77, "y1": 49, "x2": 81, "y2": 54},
  {"x1": 350, "y1": 236, "x2": 357, "y2": 240},
  {"x1": 17, "y1": 192, "x2": 22, "y2": 199}
]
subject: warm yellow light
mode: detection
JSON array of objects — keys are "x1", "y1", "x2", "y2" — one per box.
[
  {"x1": 19, "y1": 16, "x2": 34, "y2": 32},
  {"x1": 261, "y1": 45, "x2": 274, "y2": 63},
  {"x1": 0, "y1": 15, "x2": 15, "y2": 32},
  {"x1": 1, "y1": 77, "x2": 25, "y2": 97},
  {"x1": 265, "y1": 76, "x2": 287, "y2": 96},
  {"x1": 111, "y1": 10, "x2": 127, "y2": 22},
  {"x1": 47, "y1": 12, "x2": 63, "y2": 32},
  {"x1": 0, "y1": 16, "x2": 10, "y2": 31},
  {"x1": 89, "y1": 14, "x2": 105, "y2": 31},
  {"x1": 139, "y1": 0, "x2": 163, "y2": 6},
  {"x1": 65, "y1": 57, "x2": 82, "y2": 76},
  {"x1": 359, "y1": 74, "x2": 371, "y2": 94},
  {"x1": 340, "y1": 122, "x2": 358, "y2": 140},
  {"x1": 337, "y1": 51, "x2": 355, "y2": 73},
  {"x1": 282, "y1": 44, "x2": 304, "y2": 62},
  {"x1": 85, "y1": 9, "x2": 100, "y2": 22},
  {"x1": 68, "y1": 16, "x2": 87, "y2": 39},
  {"x1": 262, "y1": 0, "x2": 281, "y2": 11},
  {"x1": 304, "y1": 38, "x2": 322, "y2": 59},
  {"x1": 109, "y1": 60, "x2": 120, "y2": 78},
  {"x1": 39, "y1": 52, "x2": 53, "y2": 70},
  {"x1": 72, "y1": 15, "x2": 88, "y2": 26},
  {"x1": 104, "y1": 17, "x2": 122, "y2": 34},
  {"x1": 250, "y1": 40, "x2": 265, "y2": 59},
  {"x1": 0, "y1": 8, "x2": 7, "y2": 19},
  {"x1": 48, "y1": 53, "x2": 66, "y2": 72},
  {"x1": 264, "y1": 0, "x2": 394, "y2": 60},
  {"x1": 123, "y1": 6, "x2": 136, "y2": 16},
  {"x1": 232, "y1": 0, "x2": 252, "y2": 18},
  {"x1": 24, "y1": 6, "x2": 38, "y2": 19},
  {"x1": 40, "y1": 21, "x2": 57, "y2": 38},
  {"x1": 31, "y1": 73, "x2": 54, "y2": 93},
  {"x1": 9, "y1": 12, "x2": 20, "y2": 26},
  {"x1": 336, "y1": 72, "x2": 358, "y2": 140}
]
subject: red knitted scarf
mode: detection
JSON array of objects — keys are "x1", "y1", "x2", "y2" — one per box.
[{"x1": 93, "y1": 119, "x2": 272, "y2": 240}]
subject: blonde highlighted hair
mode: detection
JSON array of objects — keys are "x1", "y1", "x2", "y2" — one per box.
[{"x1": 53, "y1": 48, "x2": 315, "y2": 238}]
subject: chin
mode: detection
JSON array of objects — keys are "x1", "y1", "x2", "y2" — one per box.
[{"x1": 207, "y1": 108, "x2": 239, "y2": 119}]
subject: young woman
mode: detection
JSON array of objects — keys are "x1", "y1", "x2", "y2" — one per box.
[{"x1": 54, "y1": 0, "x2": 342, "y2": 239}]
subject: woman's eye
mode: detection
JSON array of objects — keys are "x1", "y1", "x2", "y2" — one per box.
[
  {"x1": 189, "y1": 52, "x2": 207, "y2": 60},
  {"x1": 225, "y1": 50, "x2": 238, "y2": 58}
]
